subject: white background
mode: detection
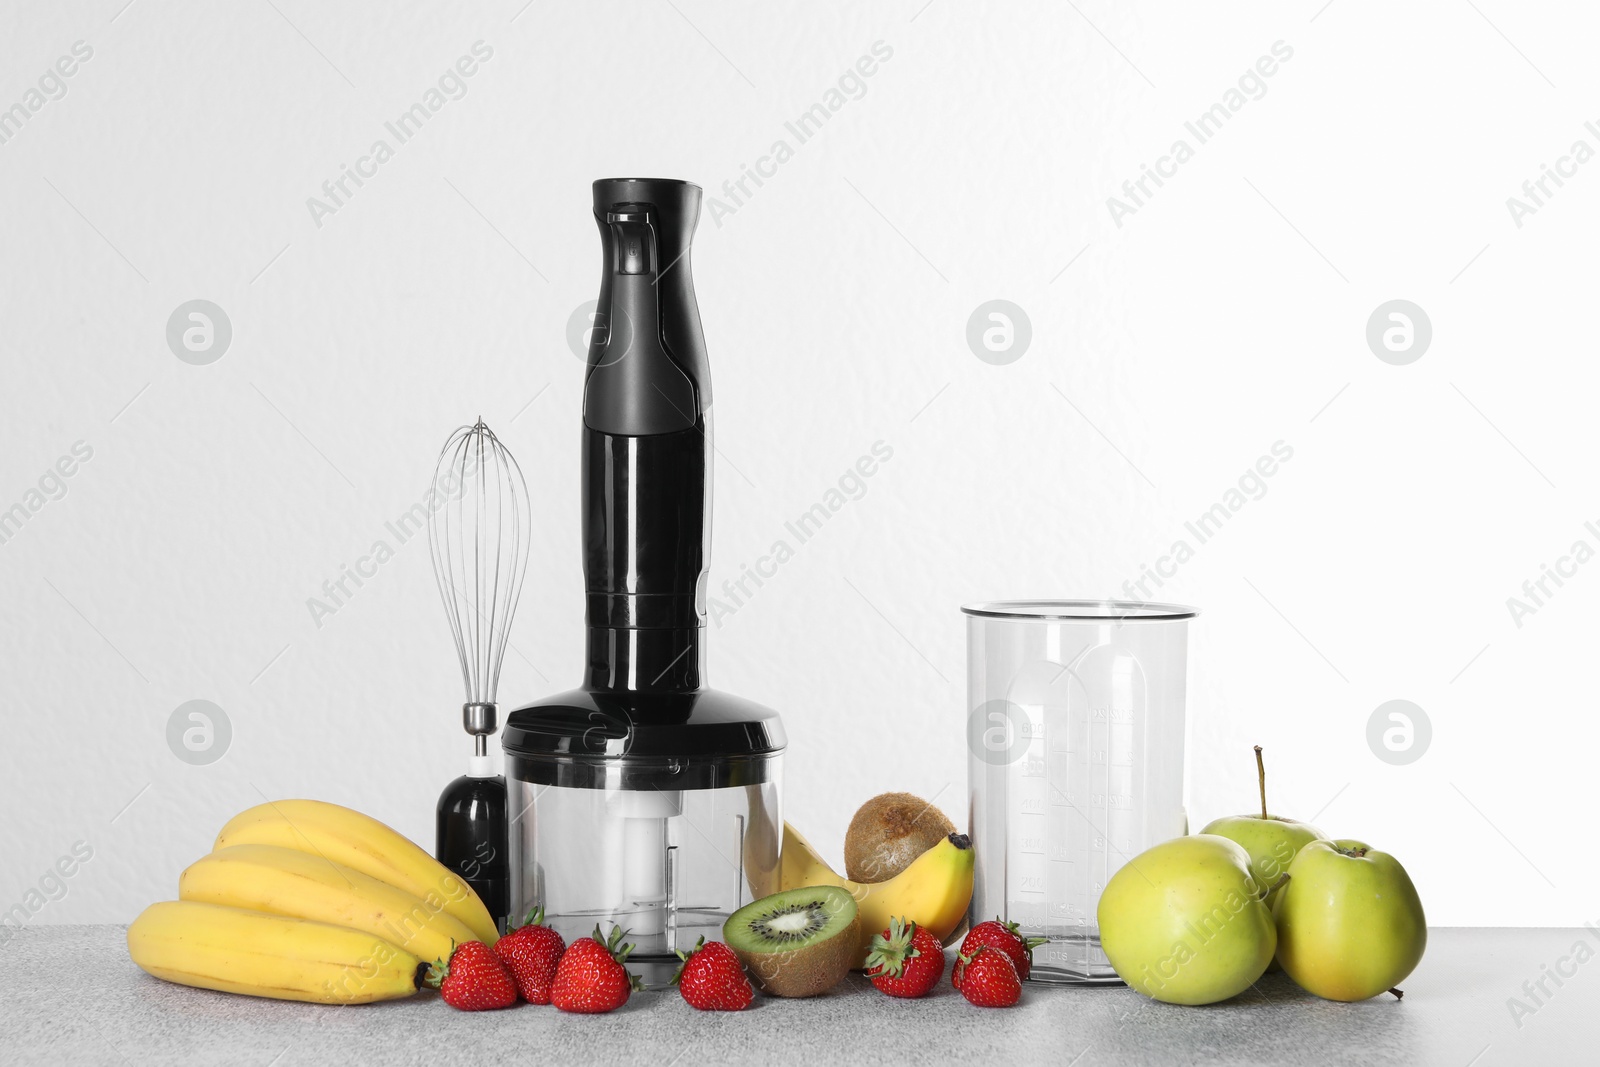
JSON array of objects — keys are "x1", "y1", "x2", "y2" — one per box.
[{"x1": 2, "y1": 0, "x2": 1594, "y2": 929}]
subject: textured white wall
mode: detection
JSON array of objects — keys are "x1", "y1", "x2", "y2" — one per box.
[{"x1": 1, "y1": 0, "x2": 1593, "y2": 929}]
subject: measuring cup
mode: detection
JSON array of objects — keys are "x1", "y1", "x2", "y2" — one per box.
[{"x1": 963, "y1": 600, "x2": 1196, "y2": 983}]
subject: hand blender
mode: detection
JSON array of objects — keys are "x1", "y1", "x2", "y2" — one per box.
[{"x1": 502, "y1": 178, "x2": 785, "y2": 985}]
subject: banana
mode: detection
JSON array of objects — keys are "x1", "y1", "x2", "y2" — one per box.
[
  {"x1": 127, "y1": 900, "x2": 423, "y2": 1004},
  {"x1": 213, "y1": 799, "x2": 498, "y2": 944},
  {"x1": 781, "y1": 821, "x2": 974, "y2": 965},
  {"x1": 181, "y1": 844, "x2": 477, "y2": 965}
]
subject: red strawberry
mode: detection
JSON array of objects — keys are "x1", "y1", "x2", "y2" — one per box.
[
  {"x1": 672, "y1": 937, "x2": 753, "y2": 1011},
  {"x1": 426, "y1": 941, "x2": 517, "y2": 1011},
  {"x1": 959, "y1": 946, "x2": 1022, "y2": 1008},
  {"x1": 954, "y1": 918, "x2": 1047, "y2": 987},
  {"x1": 493, "y1": 907, "x2": 566, "y2": 1005},
  {"x1": 550, "y1": 925, "x2": 643, "y2": 1014},
  {"x1": 864, "y1": 917, "x2": 945, "y2": 999}
]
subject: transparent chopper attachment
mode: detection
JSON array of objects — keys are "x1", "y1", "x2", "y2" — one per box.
[
  {"x1": 963, "y1": 600, "x2": 1196, "y2": 983},
  {"x1": 504, "y1": 765, "x2": 782, "y2": 986}
]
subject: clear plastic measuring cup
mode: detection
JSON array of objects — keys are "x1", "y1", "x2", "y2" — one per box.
[{"x1": 963, "y1": 600, "x2": 1197, "y2": 982}]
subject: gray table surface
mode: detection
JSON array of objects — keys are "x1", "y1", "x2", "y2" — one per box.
[{"x1": 0, "y1": 926, "x2": 1589, "y2": 1065}]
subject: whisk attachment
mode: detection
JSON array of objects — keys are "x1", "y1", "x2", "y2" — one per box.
[
  {"x1": 427, "y1": 417, "x2": 529, "y2": 929},
  {"x1": 427, "y1": 418, "x2": 531, "y2": 770}
]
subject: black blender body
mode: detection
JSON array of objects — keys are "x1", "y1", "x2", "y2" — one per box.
[
  {"x1": 503, "y1": 179, "x2": 784, "y2": 982},
  {"x1": 580, "y1": 177, "x2": 733, "y2": 702}
]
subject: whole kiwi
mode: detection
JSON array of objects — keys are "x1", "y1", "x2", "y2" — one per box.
[{"x1": 842, "y1": 792, "x2": 958, "y2": 883}]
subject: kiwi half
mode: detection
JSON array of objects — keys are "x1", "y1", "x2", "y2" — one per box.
[
  {"x1": 723, "y1": 886, "x2": 859, "y2": 997},
  {"x1": 843, "y1": 792, "x2": 958, "y2": 883}
]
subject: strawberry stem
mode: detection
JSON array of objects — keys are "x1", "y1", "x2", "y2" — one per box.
[{"x1": 864, "y1": 916, "x2": 918, "y2": 978}]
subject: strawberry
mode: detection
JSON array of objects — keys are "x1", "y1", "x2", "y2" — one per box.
[
  {"x1": 953, "y1": 918, "x2": 1047, "y2": 987},
  {"x1": 492, "y1": 907, "x2": 566, "y2": 1005},
  {"x1": 864, "y1": 916, "x2": 945, "y2": 999},
  {"x1": 958, "y1": 946, "x2": 1022, "y2": 1008},
  {"x1": 426, "y1": 940, "x2": 518, "y2": 1011},
  {"x1": 550, "y1": 925, "x2": 643, "y2": 1014},
  {"x1": 672, "y1": 937, "x2": 753, "y2": 1011}
]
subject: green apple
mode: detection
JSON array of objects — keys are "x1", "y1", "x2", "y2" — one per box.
[
  {"x1": 1273, "y1": 839, "x2": 1427, "y2": 1001},
  {"x1": 1097, "y1": 834, "x2": 1277, "y2": 1005},
  {"x1": 1201, "y1": 746, "x2": 1327, "y2": 911}
]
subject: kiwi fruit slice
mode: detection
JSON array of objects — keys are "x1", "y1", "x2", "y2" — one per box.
[
  {"x1": 723, "y1": 886, "x2": 859, "y2": 997},
  {"x1": 843, "y1": 792, "x2": 958, "y2": 883}
]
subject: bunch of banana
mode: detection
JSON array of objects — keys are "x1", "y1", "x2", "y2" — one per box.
[
  {"x1": 127, "y1": 799, "x2": 498, "y2": 1005},
  {"x1": 780, "y1": 822, "x2": 974, "y2": 966}
]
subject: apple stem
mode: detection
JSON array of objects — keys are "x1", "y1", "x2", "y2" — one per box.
[
  {"x1": 1255, "y1": 745, "x2": 1268, "y2": 820},
  {"x1": 1388, "y1": 987, "x2": 1404, "y2": 1001},
  {"x1": 1260, "y1": 872, "x2": 1290, "y2": 900}
]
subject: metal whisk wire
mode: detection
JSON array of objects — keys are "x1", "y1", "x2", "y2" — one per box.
[{"x1": 427, "y1": 419, "x2": 530, "y2": 749}]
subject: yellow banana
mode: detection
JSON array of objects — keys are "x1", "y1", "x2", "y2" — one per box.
[
  {"x1": 127, "y1": 900, "x2": 423, "y2": 1004},
  {"x1": 781, "y1": 822, "x2": 974, "y2": 965},
  {"x1": 213, "y1": 799, "x2": 498, "y2": 944},
  {"x1": 181, "y1": 844, "x2": 477, "y2": 965}
]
